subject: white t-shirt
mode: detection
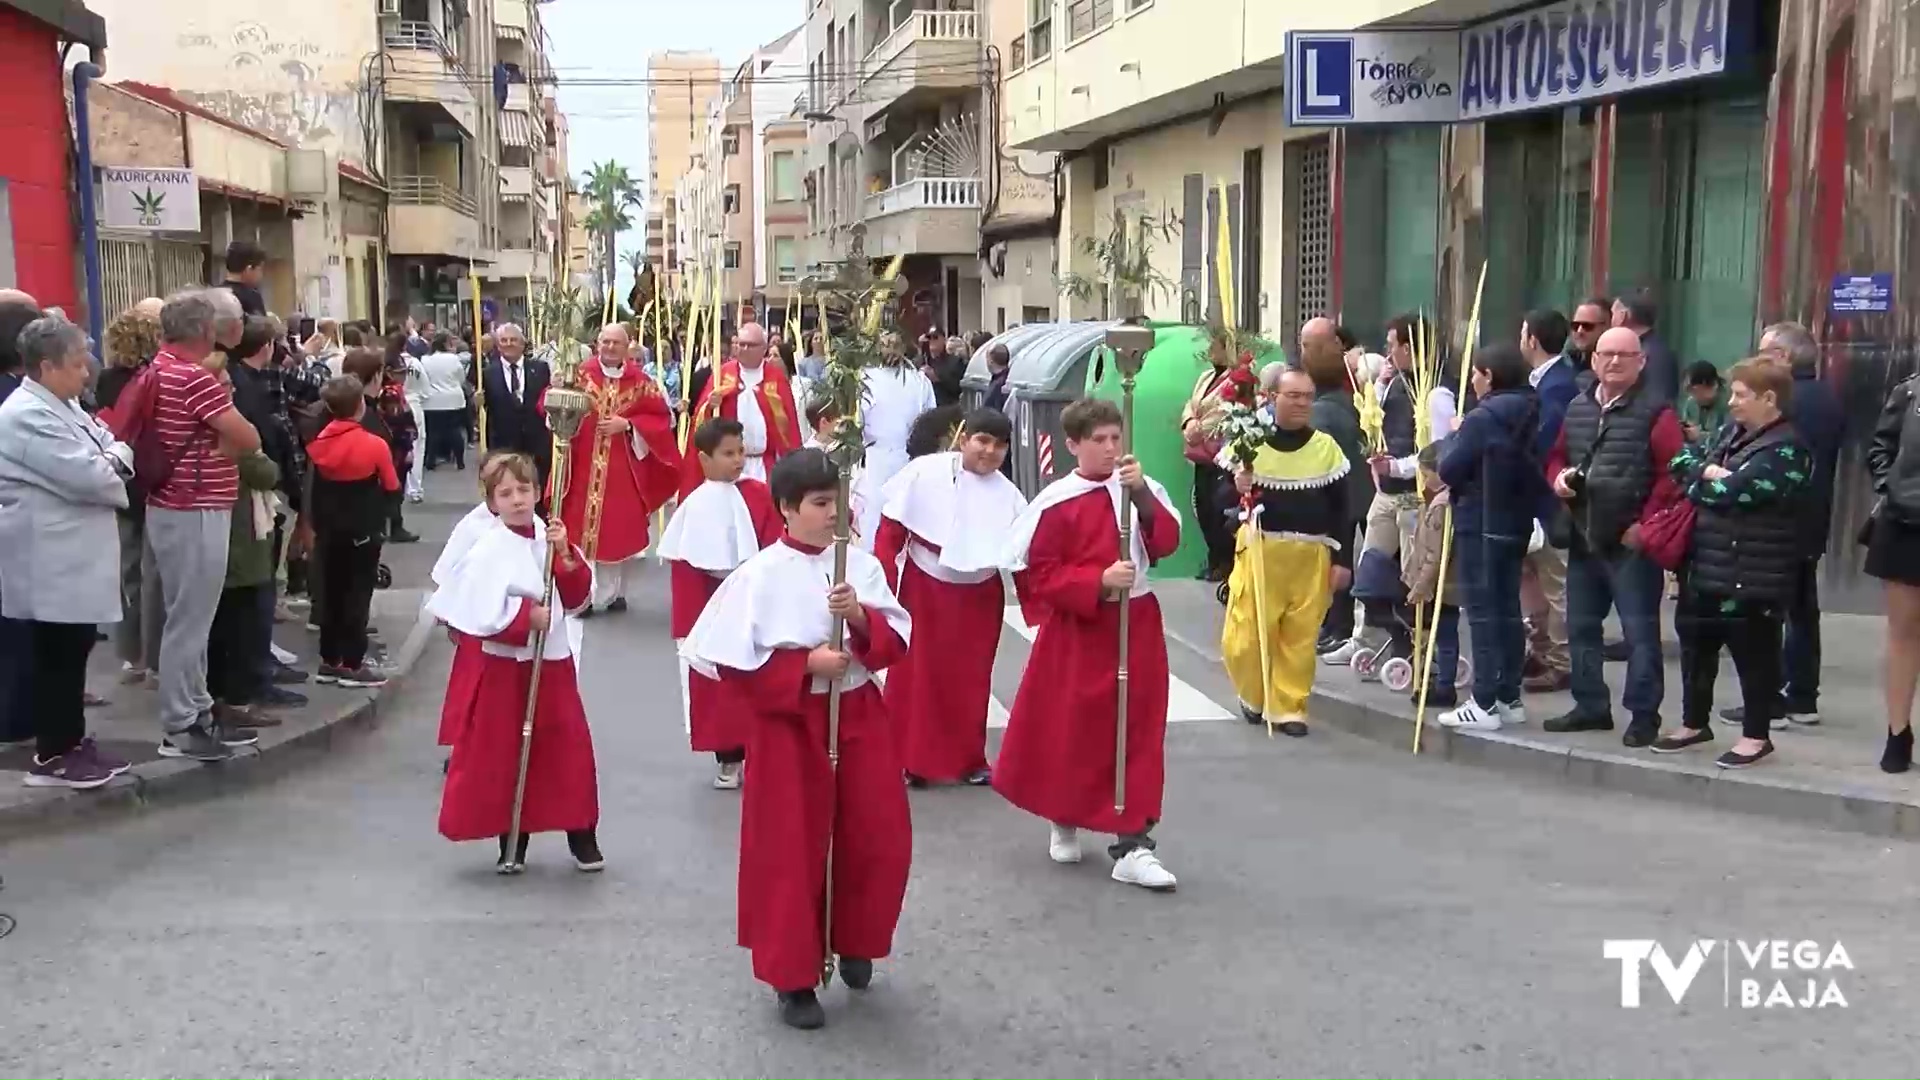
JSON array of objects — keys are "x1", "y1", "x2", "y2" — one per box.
[{"x1": 420, "y1": 351, "x2": 468, "y2": 412}]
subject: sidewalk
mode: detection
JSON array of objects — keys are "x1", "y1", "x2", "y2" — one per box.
[
  {"x1": 0, "y1": 471, "x2": 473, "y2": 843},
  {"x1": 1153, "y1": 578, "x2": 1920, "y2": 839}
]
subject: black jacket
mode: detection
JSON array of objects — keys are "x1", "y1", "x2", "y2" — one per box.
[
  {"x1": 1868, "y1": 376, "x2": 1920, "y2": 524},
  {"x1": 1439, "y1": 387, "x2": 1545, "y2": 540},
  {"x1": 1309, "y1": 387, "x2": 1372, "y2": 522},
  {"x1": 1639, "y1": 330, "x2": 1680, "y2": 406},
  {"x1": 1677, "y1": 418, "x2": 1810, "y2": 604},
  {"x1": 1786, "y1": 367, "x2": 1844, "y2": 555},
  {"x1": 480, "y1": 355, "x2": 552, "y2": 463}
]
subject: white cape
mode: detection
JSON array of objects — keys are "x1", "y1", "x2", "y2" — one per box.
[
  {"x1": 1001, "y1": 471, "x2": 1177, "y2": 599},
  {"x1": 879, "y1": 451, "x2": 1029, "y2": 575},
  {"x1": 424, "y1": 516, "x2": 590, "y2": 662},
  {"x1": 656, "y1": 478, "x2": 760, "y2": 571},
  {"x1": 680, "y1": 540, "x2": 910, "y2": 695},
  {"x1": 432, "y1": 503, "x2": 498, "y2": 587}
]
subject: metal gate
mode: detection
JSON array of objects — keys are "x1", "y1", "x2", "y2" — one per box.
[
  {"x1": 1283, "y1": 134, "x2": 1332, "y2": 337},
  {"x1": 98, "y1": 234, "x2": 208, "y2": 316}
]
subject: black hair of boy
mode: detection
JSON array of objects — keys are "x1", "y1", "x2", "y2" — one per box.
[
  {"x1": 906, "y1": 404, "x2": 966, "y2": 458},
  {"x1": 1060, "y1": 397, "x2": 1123, "y2": 440},
  {"x1": 1685, "y1": 359, "x2": 1722, "y2": 388},
  {"x1": 805, "y1": 396, "x2": 838, "y2": 431},
  {"x1": 694, "y1": 416, "x2": 746, "y2": 457},
  {"x1": 770, "y1": 446, "x2": 839, "y2": 510},
  {"x1": 1417, "y1": 440, "x2": 1442, "y2": 473},
  {"x1": 321, "y1": 375, "x2": 366, "y2": 419},
  {"x1": 963, "y1": 407, "x2": 1013, "y2": 444}
]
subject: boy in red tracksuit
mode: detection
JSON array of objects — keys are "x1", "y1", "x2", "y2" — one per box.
[{"x1": 307, "y1": 375, "x2": 400, "y2": 687}]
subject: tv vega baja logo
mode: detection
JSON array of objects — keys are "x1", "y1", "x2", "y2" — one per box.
[{"x1": 1604, "y1": 939, "x2": 1852, "y2": 1008}]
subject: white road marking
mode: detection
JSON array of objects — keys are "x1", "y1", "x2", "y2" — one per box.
[{"x1": 997, "y1": 608, "x2": 1231, "y2": 726}]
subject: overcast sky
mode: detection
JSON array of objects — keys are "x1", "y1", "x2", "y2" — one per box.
[{"x1": 546, "y1": 0, "x2": 803, "y2": 297}]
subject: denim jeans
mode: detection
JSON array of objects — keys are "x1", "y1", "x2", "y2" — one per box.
[
  {"x1": 1455, "y1": 532, "x2": 1527, "y2": 709},
  {"x1": 1424, "y1": 604, "x2": 1461, "y2": 690},
  {"x1": 1781, "y1": 557, "x2": 1821, "y2": 709},
  {"x1": 1566, "y1": 545, "x2": 1666, "y2": 721}
]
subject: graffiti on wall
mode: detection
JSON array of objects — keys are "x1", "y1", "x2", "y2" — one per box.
[{"x1": 170, "y1": 20, "x2": 367, "y2": 159}]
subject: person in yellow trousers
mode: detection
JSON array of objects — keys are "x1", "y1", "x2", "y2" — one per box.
[{"x1": 1220, "y1": 366, "x2": 1354, "y2": 737}]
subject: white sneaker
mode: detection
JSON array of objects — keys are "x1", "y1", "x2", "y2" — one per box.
[
  {"x1": 1111, "y1": 848, "x2": 1177, "y2": 891},
  {"x1": 270, "y1": 643, "x2": 298, "y2": 666},
  {"x1": 713, "y1": 761, "x2": 742, "y2": 790},
  {"x1": 1321, "y1": 637, "x2": 1367, "y2": 665},
  {"x1": 1438, "y1": 700, "x2": 1503, "y2": 732},
  {"x1": 1048, "y1": 824, "x2": 1082, "y2": 864},
  {"x1": 1495, "y1": 700, "x2": 1528, "y2": 726}
]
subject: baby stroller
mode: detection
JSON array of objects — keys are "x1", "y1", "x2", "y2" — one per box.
[{"x1": 1368, "y1": 601, "x2": 1472, "y2": 693}]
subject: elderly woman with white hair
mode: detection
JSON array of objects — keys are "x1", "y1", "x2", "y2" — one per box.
[{"x1": 0, "y1": 318, "x2": 137, "y2": 788}]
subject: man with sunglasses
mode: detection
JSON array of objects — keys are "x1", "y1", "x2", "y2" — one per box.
[{"x1": 1565, "y1": 298, "x2": 1610, "y2": 383}]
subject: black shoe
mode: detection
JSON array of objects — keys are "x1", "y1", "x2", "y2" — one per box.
[
  {"x1": 1277, "y1": 720, "x2": 1309, "y2": 738},
  {"x1": 606, "y1": 597, "x2": 629, "y2": 614},
  {"x1": 389, "y1": 527, "x2": 421, "y2": 544},
  {"x1": 1315, "y1": 635, "x2": 1346, "y2": 657},
  {"x1": 1716, "y1": 741, "x2": 1775, "y2": 769},
  {"x1": 839, "y1": 956, "x2": 873, "y2": 990},
  {"x1": 495, "y1": 832, "x2": 531, "y2": 874},
  {"x1": 1240, "y1": 705, "x2": 1263, "y2": 726},
  {"x1": 1411, "y1": 686, "x2": 1459, "y2": 710},
  {"x1": 577, "y1": 606, "x2": 597, "y2": 620},
  {"x1": 1603, "y1": 639, "x2": 1631, "y2": 662},
  {"x1": 1882, "y1": 728, "x2": 1915, "y2": 774},
  {"x1": 1650, "y1": 727, "x2": 1714, "y2": 754},
  {"x1": 778, "y1": 989, "x2": 826, "y2": 1030},
  {"x1": 567, "y1": 829, "x2": 605, "y2": 872},
  {"x1": 271, "y1": 663, "x2": 310, "y2": 685},
  {"x1": 1622, "y1": 715, "x2": 1661, "y2": 749},
  {"x1": 904, "y1": 772, "x2": 928, "y2": 789},
  {"x1": 255, "y1": 685, "x2": 308, "y2": 708},
  {"x1": 1543, "y1": 710, "x2": 1614, "y2": 734},
  {"x1": 963, "y1": 767, "x2": 992, "y2": 786}
]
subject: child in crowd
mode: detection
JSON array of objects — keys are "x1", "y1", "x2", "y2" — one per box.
[
  {"x1": 657, "y1": 417, "x2": 782, "y2": 789},
  {"x1": 680, "y1": 448, "x2": 913, "y2": 1031},
  {"x1": 1680, "y1": 360, "x2": 1728, "y2": 445},
  {"x1": 429, "y1": 452, "x2": 602, "y2": 872},
  {"x1": 305, "y1": 375, "x2": 399, "y2": 687},
  {"x1": 1401, "y1": 442, "x2": 1463, "y2": 710}
]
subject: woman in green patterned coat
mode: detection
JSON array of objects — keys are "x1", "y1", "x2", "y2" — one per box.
[{"x1": 1652, "y1": 356, "x2": 1810, "y2": 769}]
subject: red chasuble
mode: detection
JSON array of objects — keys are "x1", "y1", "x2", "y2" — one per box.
[
  {"x1": 431, "y1": 520, "x2": 600, "y2": 842},
  {"x1": 551, "y1": 360, "x2": 681, "y2": 564},
  {"x1": 661, "y1": 477, "x2": 783, "y2": 755},
  {"x1": 678, "y1": 359, "x2": 802, "y2": 498},
  {"x1": 872, "y1": 451, "x2": 1029, "y2": 783},
  {"x1": 993, "y1": 474, "x2": 1181, "y2": 837},
  {"x1": 681, "y1": 537, "x2": 914, "y2": 993}
]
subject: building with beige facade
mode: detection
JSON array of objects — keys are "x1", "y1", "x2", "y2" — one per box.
[
  {"x1": 798, "y1": 0, "x2": 991, "y2": 340},
  {"x1": 645, "y1": 50, "x2": 724, "y2": 284}
]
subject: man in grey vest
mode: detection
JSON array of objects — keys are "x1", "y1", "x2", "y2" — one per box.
[{"x1": 1541, "y1": 326, "x2": 1688, "y2": 747}]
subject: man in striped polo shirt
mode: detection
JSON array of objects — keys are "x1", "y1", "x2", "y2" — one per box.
[{"x1": 146, "y1": 289, "x2": 263, "y2": 762}]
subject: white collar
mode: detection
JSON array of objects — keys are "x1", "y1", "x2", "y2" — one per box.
[{"x1": 1529, "y1": 354, "x2": 1560, "y2": 387}]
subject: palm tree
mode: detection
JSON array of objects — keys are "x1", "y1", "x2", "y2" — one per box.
[{"x1": 582, "y1": 160, "x2": 642, "y2": 300}]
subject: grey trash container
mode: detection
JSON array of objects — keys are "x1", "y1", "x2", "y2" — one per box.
[{"x1": 959, "y1": 324, "x2": 1055, "y2": 413}]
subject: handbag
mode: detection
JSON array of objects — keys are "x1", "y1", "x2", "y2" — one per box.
[{"x1": 1637, "y1": 498, "x2": 1695, "y2": 572}]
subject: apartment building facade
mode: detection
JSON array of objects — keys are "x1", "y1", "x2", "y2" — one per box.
[
  {"x1": 646, "y1": 50, "x2": 724, "y2": 285},
  {"x1": 480, "y1": 0, "x2": 565, "y2": 327}
]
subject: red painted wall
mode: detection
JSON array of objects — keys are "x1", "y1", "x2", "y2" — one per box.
[{"x1": 0, "y1": 5, "x2": 77, "y2": 314}]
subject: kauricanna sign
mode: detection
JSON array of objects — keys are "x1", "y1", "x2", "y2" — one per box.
[{"x1": 1285, "y1": 0, "x2": 1748, "y2": 127}]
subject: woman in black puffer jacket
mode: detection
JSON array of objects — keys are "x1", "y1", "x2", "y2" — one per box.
[{"x1": 1656, "y1": 356, "x2": 1810, "y2": 770}]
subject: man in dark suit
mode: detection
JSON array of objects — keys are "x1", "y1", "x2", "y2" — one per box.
[
  {"x1": 479, "y1": 322, "x2": 552, "y2": 491},
  {"x1": 1613, "y1": 289, "x2": 1679, "y2": 406},
  {"x1": 1520, "y1": 309, "x2": 1580, "y2": 692}
]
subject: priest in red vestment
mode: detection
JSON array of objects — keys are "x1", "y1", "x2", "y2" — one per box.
[
  {"x1": 679, "y1": 321, "x2": 802, "y2": 497},
  {"x1": 658, "y1": 416, "x2": 783, "y2": 789},
  {"x1": 552, "y1": 323, "x2": 681, "y2": 615},
  {"x1": 874, "y1": 408, "x2": 1027, "y2": 786},
  {"x1": 429, "y1": 453, "x2": 604, "y2": 873},
  {"x1": 680, "y1": 449, "x2": 913, "y2": 1032},
  {"x1": 994, "y1": 398, "x2": 1181, "y2": 892}
]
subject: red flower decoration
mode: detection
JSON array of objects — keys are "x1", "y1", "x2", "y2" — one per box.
[{"x1": 1218, "y1": 363, "x2": 1258, "y2": 406}]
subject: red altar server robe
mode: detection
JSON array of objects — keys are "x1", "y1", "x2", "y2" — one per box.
[
  {"x1": 873, "y1": 451, "x2": 1028, "y2": 783},
  {"x1": 658, "y1": 476, "x2": 783, "y2": 754},
  {"x1": 429, "y1": 517, "x2": 599, "y2": 841},
  {"x1": 553, "y1": 360, "x2": 681, "y2": 564},
  {"x1": 993, "y1": 471, "x2": 1180, "y2": 838},
  {"x1": 681, "y1": 537, "x2": 914, "y2": 992},
  {"x1": 679, "y1": 359, "x2": 802, "y2": 497},
  {"x1": 432, "y1": 503, "x2": 499, "y2": 748}
]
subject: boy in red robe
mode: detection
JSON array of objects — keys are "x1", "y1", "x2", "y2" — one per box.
[
  {"x1": 874, "y1": 409, "x2": 1028, "y2": 786},
  {"x1": 428, "y1": 452, "x2": 603, "y2": 873},
  {"x1": 657, "y1": 417, "x2": 783, "y2": 788},
  {"x1": 433, "y1": 500, "x2": 500, "y2": 752},
  {"x1": 681, "y1": 448, "x2": 913, "y2": 1031},
  {"x1": 995, "y1": 398, "x2": 1182, "y2": 891},
  {"x1": 554, "y1": 323, "x2": 681, "y2": 616}
]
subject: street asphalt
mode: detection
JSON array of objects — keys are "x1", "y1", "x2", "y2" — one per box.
[{"x1": 0, "y1": 477, "x2": 1916, "y2": 1078}]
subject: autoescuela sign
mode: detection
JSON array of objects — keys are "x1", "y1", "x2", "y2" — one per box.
[{"x1": 1287, "y1": 0, "x2": 1747, "y2": 127}]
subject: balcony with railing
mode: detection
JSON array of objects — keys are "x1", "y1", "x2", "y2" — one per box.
[
  {"x1": 860, "y1": 3, "x2": 982, "y2": 117},
  {"x1": 383, "y1": 20, "x2": 478, "y2": 135},
  {"x1": 860, "y1": 176, "x2": 981, "y2": 257},
  {"x1": 388, "y1": 175, "x2": 480, "y2": 259}
]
